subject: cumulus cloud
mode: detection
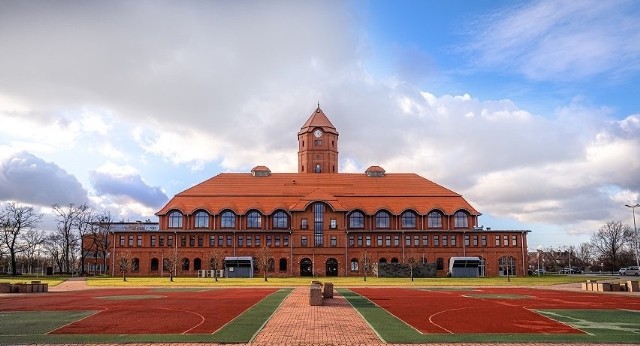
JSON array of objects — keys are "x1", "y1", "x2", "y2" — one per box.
[
  {"x1": 463, "y1": 0, "x2": 640, "y2": 81},
  {"x1": 0, "y1": 152, "x2": 88, "y2": 206},
  {"x1": 90, "y1": 163, "x2": 168, "y2": 209}
]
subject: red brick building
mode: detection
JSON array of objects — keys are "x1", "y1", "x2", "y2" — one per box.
[{"x1": 107, "y1": 106, "x2": 530, "y2": 277}]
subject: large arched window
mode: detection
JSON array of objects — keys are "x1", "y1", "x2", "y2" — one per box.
[
  {"x1": 247, "y1": 211, "x2": 262, "y2": 228},
  {"x1": 401, "y1": 211, "x2": 416, "y2": 229},
  {"x1": 454, "y1": 211, "x2": 469, "y2": 228},
  {"x1": 350, "y1": 258, "x2": 359, "y2": 272},
  {"x1": 168, "y1": 211, "x2": 183, "y2": 228},
  {"x1": 427, "y1": 211, "x2": 442, "y2": 228},
  {"x1": 194, "y1": 211, "x2": 209, "y2": 228},
  {"x1": 279, "y1": 258, "x2": 287, "y2": 271},
  {"x1": 150, "y1": 258, "x2": 159, "y2": 271},
  {"x1": 221, "y1": 211, "x2": 236, "y2": 228},
  {"x1": 272, "y1": 211, "x2": 288, "y2": 229},
  {"x1": 349, "y1": 211, "x2": 364, "y2": 229},
  {"x1": 181, "y1": 258, "x2": 190, "y2": 271},
  {"x1": 132, "y1": 258, "x2": 140, "y2": 272},
  {"x1": 498, "y1": 256, "x2": 516, "y2": 276},
  {"x1": 375, "y1": 211, "x2": 390, "y2": 229}
]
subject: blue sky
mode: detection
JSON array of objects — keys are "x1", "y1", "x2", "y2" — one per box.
[{"x1": 1, "y1": 0, "x2": 639, "y2": 251}]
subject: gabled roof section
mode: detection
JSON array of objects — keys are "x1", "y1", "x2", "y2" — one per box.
[{"x1": 298, "y1": 105, "x2": 338, "y2": 135}]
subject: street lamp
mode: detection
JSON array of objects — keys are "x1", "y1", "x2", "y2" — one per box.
[{"x1": 625, "y1": 203, "x2": 640, "y2": 268}]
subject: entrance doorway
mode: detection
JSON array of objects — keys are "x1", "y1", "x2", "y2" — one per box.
[
  {"x1": 300, "y1": 258, "x2": 312, "y2": 276},
  {"x1": 326, "y1": 258, "x2": 338, "y2": 276}
]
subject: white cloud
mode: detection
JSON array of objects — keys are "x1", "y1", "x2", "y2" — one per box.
[{"x1": 464, "y1": 0, "x2": 640, "y2": 81}]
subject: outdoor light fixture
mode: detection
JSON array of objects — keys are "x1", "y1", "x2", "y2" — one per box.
[{"x1": 625, "y1": 203, "x2": 640, "y2": 268}]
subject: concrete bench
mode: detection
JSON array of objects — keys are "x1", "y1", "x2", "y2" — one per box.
[{"x1": 309, "y1": 282, "x2": 323, "y2": 306}]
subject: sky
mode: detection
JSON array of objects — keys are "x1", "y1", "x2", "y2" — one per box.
[{"x1": 1, "y1": 0, "x2": 639, "y2": 251}]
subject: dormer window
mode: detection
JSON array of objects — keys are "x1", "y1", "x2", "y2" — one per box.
[
  {"x1": 251, "y1": 166, "x2": 271, "y2": 177},
  {"x1": 365, "y1": 166, "x2": 385, "y2": 177}
]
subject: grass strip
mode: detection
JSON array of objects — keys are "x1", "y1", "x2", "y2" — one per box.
[{"x1": 0, "y1": 311, "x2": 95, "y2": 336}]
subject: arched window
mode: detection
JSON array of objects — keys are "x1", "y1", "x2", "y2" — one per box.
[
  {"x1": 194, "y1": 258, "x2": 202, "y2": 271},
  {"x1": 181, "y1": 258, "x2": 190, "y2": 271},
  {"x1": 247, "y1": 211, "x2": 262, "y2": 228},
  {"x1": 279, "y1": 258, "x2": 287, "y2": 271},
  {"x1": 401, "y1": 211, "x2": 416, "y2": 229},
  {"x1": 349, "y1": 211, "x2": 364, "y2": 229},
  {"x1": 454, "y1": 211, "x2": 469, "y2": 228},
  {"x1": 379, "y1": 257, "x2": 387, "y2": 263},
  {"x1": 132, "y1": 258, "x2": 140, "y2": 272},
  {"x1": 428, "y1": 211, "x2": 442, "y2": 228},
  {"x1": 221, "y1": 211, "x2": 236, "y2": 228},
  {"x1": 436, "y1": 257, "x2": 444, "y2": 270},
  {"x1": 150, "y1": 258, "x2": 159, "y2": 271},
  {"x1": 168, "y1": 211, "x2": 183, "y2": 228},
  {"x1": 350, "y1": 258, "x2": 359, "y2": 271},
  {"x1": 194, "y1": 211, "x2": 209, "y2": 228},
  {"x1": 267, "y1": 258, "x2": 275, "y2": 272},
  {"x1": 272, "y1": 211, "x2": 288, "y2": 229},
  {"x1": 390, "y1": 257, "x2": 399, "y2": 263},
  {"x1": 375, "y1": 211, "x2": 390, "y2": 228}
]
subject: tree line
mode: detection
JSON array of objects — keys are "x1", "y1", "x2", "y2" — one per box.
[{"x1": 0, "y1": 202, "x2": 114, "y2": 276}]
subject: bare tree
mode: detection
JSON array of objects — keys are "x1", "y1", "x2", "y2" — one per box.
[
  {"x1": 206, "y1": 248, "x2": 226, "y2": 282},
  {"x1": 360, "y1": 251, "x2": 371, "y2": 281},
  {"x1": 76, "y1": 206, "x2": 95, "y2": 275},
  {"x1": 404, "y1": 248, "x2": 419, "y2": 281},
  {"x1": 254, "y1": 246, "x2": 273, "y2": 281},
  {"x1": 0, "y1": 202, "x2": 42, "y2": 276},
  {"x1": 162, "y1": 248, "x2": 180, "y2": 282},
  {"x1": 116, "y1": 250, "x2": 131, "y2": 281},
  {"x1": 52, "y1": 203, "x2": 88, "y2": 273},
  {"x1": 590, "y1": 221, "x2": 631, "y2": 273},
  {"x1": 575, "y1": 242, "x2": 595, "y2": 270},
  {"x1": 21, "y1": 229, "x2": 47, "y2": 274}
]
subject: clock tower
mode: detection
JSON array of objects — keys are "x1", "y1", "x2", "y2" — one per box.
[{"x1": 298, "y1": 105, "x2": 339, "y2": 174}]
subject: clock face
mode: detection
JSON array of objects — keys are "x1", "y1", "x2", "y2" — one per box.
[{"x1": 313, "y1": 129, "x2": 323, "y2": 137}]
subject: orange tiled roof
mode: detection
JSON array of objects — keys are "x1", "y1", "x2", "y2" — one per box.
[{"x1": 156, "y1": 172, "x2": 480, "y2": 217}]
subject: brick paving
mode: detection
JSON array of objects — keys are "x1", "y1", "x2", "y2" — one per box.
[{"x1": 10, "y1": 278, "x2": 639, "y2": 346}]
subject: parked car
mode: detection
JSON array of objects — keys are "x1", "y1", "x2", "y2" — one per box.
[
  {"x1": 618, "y1": 267, "x2": 627, "y2": 275},
  {"x1": 533, "y1": 268, "x2": 546, "y2": 275},
  {"x1": 560, "y1": 267, "x2": 582, "y2": 274},
  {"x1": 622, "y1": 266, "x2": 640, "y2": 276}
]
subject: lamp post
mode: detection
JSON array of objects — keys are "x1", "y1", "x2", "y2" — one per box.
[{"x1": 625, "y1": 203, "x2": 640, "y2": 268}]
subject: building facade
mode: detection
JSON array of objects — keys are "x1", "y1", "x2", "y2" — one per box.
[{"x1": 105, "y1": 106, "x2": 530, "y2": 277}]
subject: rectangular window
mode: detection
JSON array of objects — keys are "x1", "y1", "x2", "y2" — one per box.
[
  {"x1": 246, "y1": 235, "x2": 252, "y2": 247},
  {"x1": 357, "y1": 235, "x2": 363, "y2": 247},
  {"x1": 159, "y1": 236, "x2": 164, "y2": 247},
  {"x1": 267, "y1": 235, "x2": 272, "y2": 246},
  {"x1": 434, "y1": 235, "x2": 439, "y2": 246},
  {"x1": 464, "y1": 235, "x2": 470, "y2": 246},
  {"x1": 512, "y1": 235, "x2": 517, "y2": 246},
  {"x1": 481, "y1": 235, "x2": 487, "y2": 246},
  {"x1": 330, "y1": 219, "x2": 337, "y2": 229},
  {"x1": 137, "y1": 235, "x2": 142, "y2": 246},
  {"x1": 365, "y1": 235, "x2": 371, "y2": 247},
  {"x1": 414, "y1": 235, "x2": 419, "y2": 246},
  {"x1": 377, "y1": 235, "x2": 383, "y2": 246},
  {"x1": 385, "y1": 235, "x2": 391, "y2": 246},
  {"x1": 198, "y1": 235, "x2": 203, "y2": 247},
  {"x1": 168, "y1": 235, "x2": 174, "y2": 246},
  {"x1": 189, "y1": 235, "x2": 195, "y2": 246},
  {"x1": 422, "y1": 234, "x2": 428, "y2": 246},
  {"x1": 151, "y1": 235, "x2": 157, "y2": 247},
  {"x1": 405, "y1": 235, "x2": 411, "y2": 246},
  {"x1": 301, "y1": 218, "x2": 308, "y2": 229},
  {"x1": 238, "y1": 235, "x2": 243, "y2": 247},
  {"x1": 450, "y1": 235, "x2": 456, "y2": 246},
  {"x1": 443, "y1": 236, "x2": 448, "y2": 246},
  {"x1": 503, "y1": 235, "x2": 508, "y2": 246},
  {"x1": 283, "y1": 235, "x2": 289, "y2": 246},
  {"x1": 394, "y1": 235, "x2": 400, "y2": 246},
  {"x1": 314, "y1": 204, "x2": 324, "y2": 247},
  {"x1": 495, "y1": 235, "x2": 501, "y2": 246},
  {"x1": 301, "y1": 235, "x2": 308, "y2": 247},
  {"x1": 255, "y1": 235, "x2": 261, "y2": 247},
  {"x1": 330, "y1": 236, "x2": 337, "y2": 247},
  {"x1": 226, "y1": 235, "x2": 232, "y2": 246},
  {"x1": 181, "y1": 235, "x2": 186, "y2": 247},
  {"x1": 120, "y1": 235, "x2": 125, "y2": 246},
  {"x1": 218, "y1": 235, "x2": 224, "y2": 246},
  {"x1": 275, "y1": 235, "x2": 281, "y2": 247},
  {"x1": 128, "y1": 235, "x2": 134, "y2": 246},
  {"x1": 473, "y1": 235, "x2": 478, "y2": 246},
  {"x1": 209, "y1": 235, "x2": 215, "y2": 246},
  {"x1": 349, "y1": 235, "x2": 355, "y2": 247}
]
